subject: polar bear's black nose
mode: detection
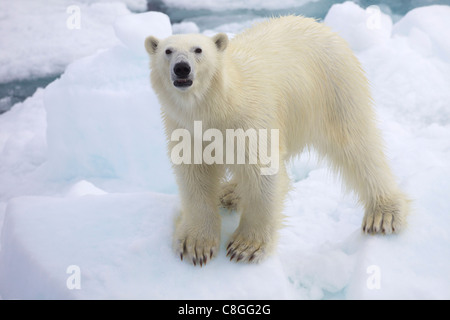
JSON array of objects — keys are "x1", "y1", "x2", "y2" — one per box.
[{"x1": 174, "y1": 62, "x2": 191, "y2": 78}]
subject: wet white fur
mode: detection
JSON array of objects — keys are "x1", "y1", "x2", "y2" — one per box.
[{"x1": 145, "y1": 16, "x2": 409, "y2": 266}]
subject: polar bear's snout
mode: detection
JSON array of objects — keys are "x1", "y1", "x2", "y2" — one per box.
[
  {"x1": 172, "y1": 61, "x2": 193, "y2": 89},
  {"x1": 174, "y1": 62, "x2": 191, "y2": 78}
]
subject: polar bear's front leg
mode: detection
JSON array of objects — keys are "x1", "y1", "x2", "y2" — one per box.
[
  {"x1": 173, "y1": 163, "x2": 223, "y2": 266},
  {"x1": 226, "y1": 164, "x2": 289, "y2": 263}
]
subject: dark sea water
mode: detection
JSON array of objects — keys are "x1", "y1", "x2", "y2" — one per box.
[
  {"x1": 147, "y1": 0, "x2": 450, "y2": 27},
  {"x1": 0, "y1": 76, "x2": 58, "y2": 114}
]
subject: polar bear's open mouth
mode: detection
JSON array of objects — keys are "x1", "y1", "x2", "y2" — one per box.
[{"x1": 173, "y1": 79, "x2": 193, "y2": 88}]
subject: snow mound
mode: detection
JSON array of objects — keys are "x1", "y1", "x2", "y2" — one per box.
[
  {"x1": 66, "y1": 180, "x2": 108, "y2": 197},
  {"x1": 0, "y1": 192, "x2": 289, "y2": 299},
  {"x1": 114, "y1": 11, "x2": 172, "y2": 56},
  {"x1": 324, "y1": 1, "x2": 393, "y2": 52},
  {"x1": 172, "y1": 21, "x2": 201, "y2": 34},
  {"x1": 0, "y1": 0, "x2": 132, "y2": 83},
  {"x1": 42, "y1": 12, "x2": 176, "y2": 193},
  {"x1": 393, "y1": 5, "x2": 450, "y2": 60}
]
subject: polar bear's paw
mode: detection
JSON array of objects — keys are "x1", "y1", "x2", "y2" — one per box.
[
  {"x1": 226, "y1": 226, "x2": 276, "y2": 263},
  {"x1": 219, "y1": 182, "x2": 239, "y2": 211},
  {"x1": 362, "y1": 194, "x2": 409, "y2": 235},
  {"x1": 174, "y1": 218, "x2": 221, "y2": 267}
]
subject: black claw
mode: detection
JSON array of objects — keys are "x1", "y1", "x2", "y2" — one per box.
[
  {"x1": 199, "y1": 258, "x2": 203, "y2": 267},
  {"x1": 193, "y1": 258, "x2": 196, "y2": 266},
  {"x1": 180, "y1": 253, "x2": 183, "y2": 261},
  {"x1": 237, "y1": 254, "x2": 243, "y2": 262},
  {"x1": 230, "y1": 252, "x2": 236, "y2": 261},
  {"x1": 210, "y1": 249, "x2": 214, "y2": 259},
  {"x1": 227, "y1": 242, "x2": 233, "y2": 250},
  {"x1": 249, "y1": 253, "x2": 255, "y2": 262}
]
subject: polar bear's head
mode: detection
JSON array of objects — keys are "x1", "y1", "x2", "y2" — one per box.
[{"x1": 145, "y1": 33, "x2": 228, "y2": 96}]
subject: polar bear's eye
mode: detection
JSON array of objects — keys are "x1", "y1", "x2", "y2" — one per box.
[
  {"x1": 194, "y1": 48, "x2": 202, "y2": 54},
  {"x1": 165, "y1": 49, "x2": 172, "y2": 55}
]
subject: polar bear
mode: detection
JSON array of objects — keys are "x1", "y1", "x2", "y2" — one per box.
[{"x1": 145, "y1": 16, "x2": 409, "y2": 266}]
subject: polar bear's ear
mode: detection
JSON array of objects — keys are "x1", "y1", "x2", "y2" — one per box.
[
  {"x1": 212, "y1": 33, "x2": 228, "y2": 52},
  {"x1": 145, "y1": 36, "x2": 159, "y2": 55}
]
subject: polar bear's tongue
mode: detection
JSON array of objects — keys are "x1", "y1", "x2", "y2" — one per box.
[{"x1": 174, "y1": 79, "x2": 193, "y2": 88}]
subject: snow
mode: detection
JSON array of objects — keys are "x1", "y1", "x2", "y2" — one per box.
[
  {"x1": 0, "y1": 194, "x2": 290, "y2": 299},
  {"x1": 172, "y1": 21, "x2": 201, "y2": 34},
  {"x1": 42, "y1": 46, "x2": 175, "y2": 194},
  {"x1": 393, "y1": 5, "x2": 450, "y2": 61},
  {"x1": 324, "y1": 2, "x2": 393, "y2": 51},
  {"x1": 0, "y1": 0, "x2": 146, "y2": 84},
  {"x1": 1, "y1": 2, "x2": 450, "y2": 299},
  {"x1": 114, "y1": 11, "x2": 172, "y2": 56}
]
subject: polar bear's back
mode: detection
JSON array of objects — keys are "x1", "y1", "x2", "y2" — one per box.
[
  {"x1": 227, "y1": 16, "x2": 373, "y2": 154},
  {"x1": 228, "y1": 15, "x2": 367, "y2": 96}
]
